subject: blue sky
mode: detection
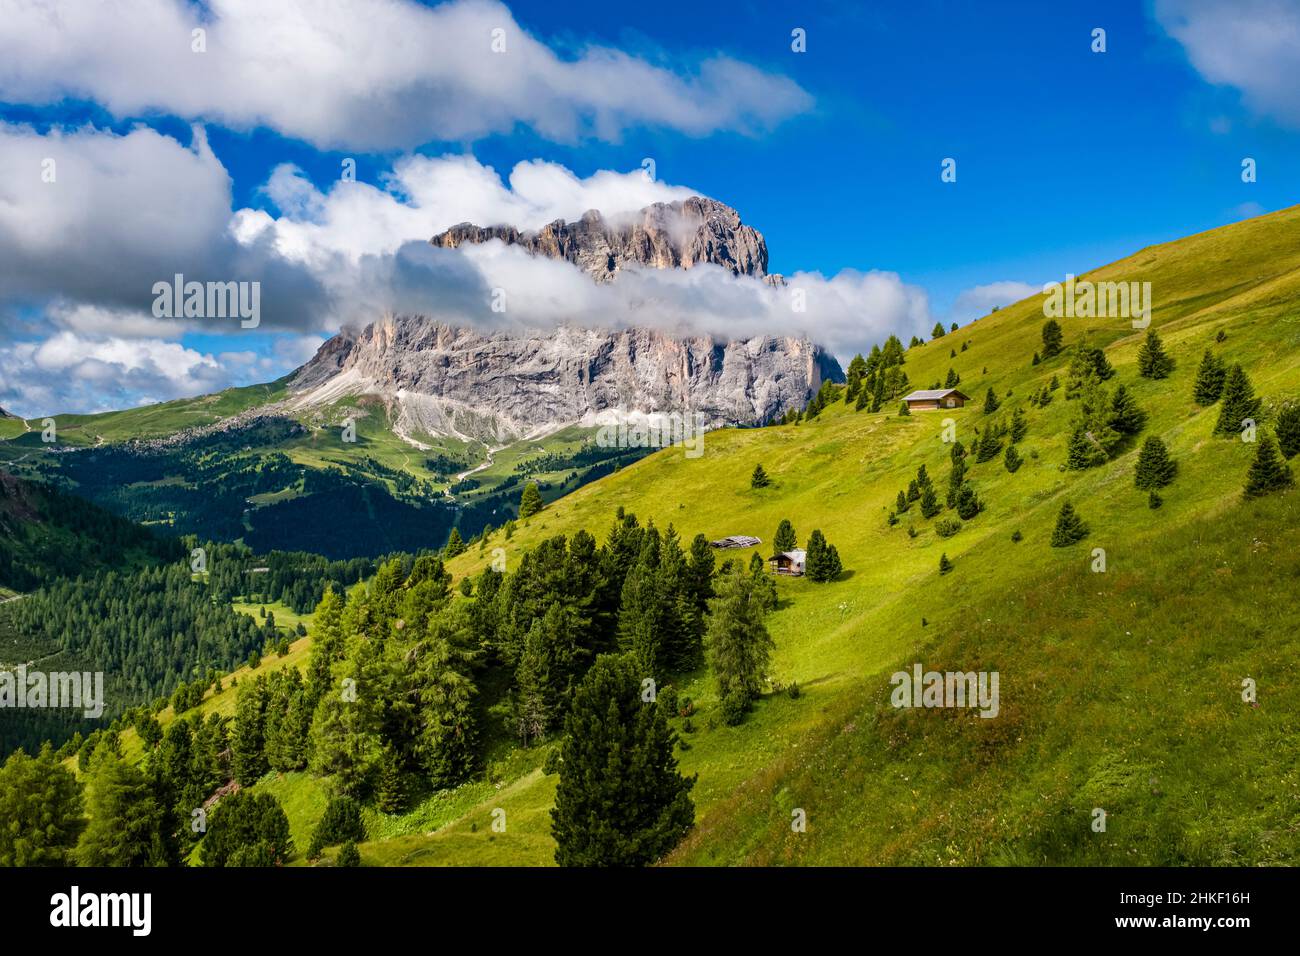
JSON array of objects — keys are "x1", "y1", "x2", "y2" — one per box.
[{"x1": 2, "y1": 0, "x2": 1299, "y2": 416}]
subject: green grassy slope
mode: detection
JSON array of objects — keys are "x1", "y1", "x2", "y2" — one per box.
[
  {"x1": 54, "y1": 204, "x2": 1300, "y2": 867},
  {"x1": 363, "y1": 203, "x2": 1300, "y2": 865}
]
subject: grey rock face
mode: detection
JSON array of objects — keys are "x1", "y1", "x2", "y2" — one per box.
[
  {"x1": 431, "y1": 196, "x2": 769, "y2": 283},
  {"x1": 288, "y1": 196, "x2": 839, "y2": 443},
  {"x1": 288, "y1": 316, "x2": 842, "y2": 444}
]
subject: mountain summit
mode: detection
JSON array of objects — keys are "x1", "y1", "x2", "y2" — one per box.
[
  {"x1": 287, "y1": 197, "x2": 831, "y2": 443},
  {"x1": 430, "y1": 196, "x2": 773, "y2": 283}
]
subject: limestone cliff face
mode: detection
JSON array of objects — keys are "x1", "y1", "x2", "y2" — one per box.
[
  {"x1": 288, "y1": 196, "x2": 832, "y2": 442},
  {"x1": 431, "y1": 196, "x2": 771, "y2": 283},
  {"x1": 288, "y1": 317, "x2": 840, "y2": 444}
]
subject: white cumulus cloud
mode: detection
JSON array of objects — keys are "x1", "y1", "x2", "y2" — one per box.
[{"x1": 0, "y1": 0, "x2": 813, "y2": 150}]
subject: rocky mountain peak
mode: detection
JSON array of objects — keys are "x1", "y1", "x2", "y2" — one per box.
[{"x1": 430, "y1": 195, "x2": 770, "y2": 283}]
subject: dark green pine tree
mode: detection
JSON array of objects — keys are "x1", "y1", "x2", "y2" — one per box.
[
  {"x1": 975, "y1": 426, "x2": 1002, "y2": 463},
  {"x1": 896, "y1": 489, "x2": 909, "y2": 514},
  {"x1": 919, "y1": 483, "x2": 942, "y2": 519},
  {"x1": 1041, "y1": 319, "x2": 1064, "y2": 358},
  {"x1": 1136, "y1": 328, "x2": 1175, "y2": 379},
  {"x1": 805, "y1": 529, "x2": 843, "y2": 582},
  {"x1": 550, "y1": 655, "x2": 695, "y2": 866},
  {"x1": 773, "y1": 519, "x2": 797, "y2": 552},
  {"x1": 519, "y1": 482, "x2": 544, "y2": 518},
  {"x1": 750, "y1": 464, "x2": 772, "y2": 488},
  {"x1": 336, "y1": 841, "x2": 361, "y2": 867},
  {"x1": 1050, "y1": 501, "x2": 1090, "y2": 546},
  {"x1": 230, "y1": 676, "x2": 268, "y2": 786},
  {"x1": 200, "y1": 790, "x2": 293, "y2": 867},
  {"x1": 945, "y1": 368, "x2": 960, "y2": 388},
  {"x1": 907, "y1": 478, "x2": 921, "y2": 502},
  {"x1": 1031, "y1": 351, "x2": 1041, "y2": 366},
  {"x1": 946, "y1": 454, "x2": 967, "y2": 508},
  {"x1": 954, "y1": 482, "x2": 983, "y2": 520},
  {"x1": 1214, "y1": 365, "x2": 1261, "y2": 437},
  {"x1": 854, "y1": 384, "x2": 870, "y2": 411},
  {"x1": 705, "y1": 565, "x2": 775, "y2": 706},
  {"x1": 1066, "y1": 423, "x2": 1108, "y2": 470},
  {"x1": 444, "y1": 527, "x2": 466, "y2": 557},
  {"x1": 1275, "y1": 403, "x2": 1300, "y2": 459},
  {"x1": 1004, "y1": 444, "x2": 1022, "y2": 473},
  {"x1": 938, "y1": 553, "x2": 953, "y2": 575},
  {"x1": 932, "y1": 322, "x2": 946, "y2": 338},
  {"x1": 1108, "y1": 384, "x2": 1147, "y2": 436},
  {"x1": 983, "y1": 388, "x2": 1000, "y2": 414},
  {"x1": 1243, "y1": 434, "x2": 1295, "y2": 499},
  {"x1": 1010, "y1": 406, "x2": 1028, "y2": 443},
  {"x1": 1134, "y1": 436, "x2": 1177, "y2": 490},
  {"x1": 898, "y1": 401, "x2": 911, "y2": 417},
  {"x1": 1192, "y1": 350, "x2": 1227, "y2": 405}
]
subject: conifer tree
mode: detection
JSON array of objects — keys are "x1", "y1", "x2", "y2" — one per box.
[
  {"x1": 231, "y1": 676, "x2": 268, "y2": 786},
  {"x1": 919, "y1": 483, "x2": 941, "y2": 519},
  {"x1": 550, "y1": 655, "x2": 695, "y2": 866},
  {"x1": 200, "y1": 790, "x2": 293, "y2": 867},
  {"x1": 1134, "y1": 436, "x2": 1176, "y2": 490},
  {"x1": 77, "y1": 749, "x2": 166, "y2": 867},
  {"x1": 1243, "y1": 434, "x2": 1295, "y2": 499},
  {"x1": 1066, "y1": 424, "x2": 1107, "y2": 470},
  {"x1": 1108, "y1": 383, "x2": 1147, "y2": 436},
  {"x1": 975, "y1": 425, "x2": 1002, "y2": 463},
  {"x1": 1050, "y1": 501, "x2": 1089, "y2": 546},
  {"x1": 938, "y1": 553, "x2": 953, "y2": 575},
  {"x1": 705, "y1": 566, "x2": 776, "y2": 702},
  {"x1": 1274, "y1": 403, "x2": 1300, "y2": 459},
  {"x1": 444, "y1": 527, "x2": 465, "y2": 557},
  {"x1": 932, "y1": 321, "x2": 946, "y2": 338},
  {"x1": 750, "y1": 464, "x2": 772, "y2": 488},
  {"x1": 1041, "y1": 319, "x2": 1064, "y2": 358},
  {"x1": 773, "y1": 518, "x2": 797, "y2": 553},
  {"x1": 983, "y1": 388, "x2": 1000, "y2": 414},
  {"x1": 907, "y1": 478, "x2": 920, "y2": 502},
  {"x1": 1004, "y1": 444, "x2": 1022, "y2": 473},
  {"x1": 518, "y1": 482, "x2": 544, "y2": 518},
  {"x1": 337, "y1": 841, "x2": 361, "y2": 867},
  {"x1": 1137, "y1": 328, "x2": 1175, "y2": 379},
  {"x1": 1214, "y1": 365, "x2": 1261, "y2": 437},
  {"x1": 954, "y1": 482, "x2": 983, "y2": 520},
  {"x1": 945, "y1": 368, "x2": 960, "y2": 388},
  {"x1": 1192, "y1": 350, "x2": 1227, "y2": 405},
  {"x1": 898, "y1": 401, "x2": 910, "y2": 416},
  {"x1": 0, "y1": 746, "x2": 84, "y2": 866},
  {"x1": 805, "y1": 529, "x2": 842, "y2": 582},
  {"x1": 946, "y1": 454, "x2": 967, "y2": 508},
  {"x1": 1010, "y1": 407, "x2": 1028, "y2": 443}
]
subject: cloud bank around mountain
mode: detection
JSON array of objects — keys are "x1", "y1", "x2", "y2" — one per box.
[{"x1": 0, "y1": 122, "x2": 953, "y2": 415}]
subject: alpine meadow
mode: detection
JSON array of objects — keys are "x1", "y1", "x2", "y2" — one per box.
[{"x1": 1, "y1": 0, "x2": 1298, "y2": 939}]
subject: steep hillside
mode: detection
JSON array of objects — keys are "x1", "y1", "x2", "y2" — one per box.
[
  {"x1": 352, "y1": 203, "x2": 1300, "y2": 865},
  {"x1": 61, "y1": 203, "x2": 1300, "y2": 867}
]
